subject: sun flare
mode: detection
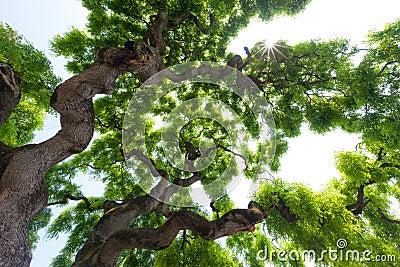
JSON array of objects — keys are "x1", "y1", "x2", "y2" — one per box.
[
  {"x1": 262, "y1": 39, "x2": 275, "y2": 49},
  {"x1": 256, "y1": 39, "x2": 287, "y2": 62}
]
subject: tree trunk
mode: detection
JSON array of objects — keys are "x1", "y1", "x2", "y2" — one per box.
[{"x1": 0, "y1": 44, "x2": 162, "y2": 266}]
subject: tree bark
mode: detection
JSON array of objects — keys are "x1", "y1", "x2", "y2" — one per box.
[
  {"x1": 73, "y1": 202, "x2": 265, "y2": 267},
  {"x1": 0, "y1": 43, "x2": 162, "y2": 266},
  {"x1": 0, "y1": 62, "x2": 20, "y2": 126}
]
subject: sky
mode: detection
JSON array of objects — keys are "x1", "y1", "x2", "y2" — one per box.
[{"x1": 1, "y1": 0, "x2": 400, "y2": 266}]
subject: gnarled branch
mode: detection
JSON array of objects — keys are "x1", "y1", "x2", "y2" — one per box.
[
  {"x1": 73, "y1": 169, "x2": 204, "y2": 266},
  {"x1": 345, "y1": 183, "x2": 374, "y2": 216},
  {"x1": 94, "y1": 203, "x2": 265, "y2": 267},
  {"x1": 170, "y1": 12, "x2": 208, "y2": 34}
]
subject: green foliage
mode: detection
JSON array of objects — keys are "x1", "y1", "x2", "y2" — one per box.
[
  {"x1": 253, "y1": 178, "x2": 399, "y2": 266},
  {"x1": 254, "y1": 179, "x2": 357, "y2": 244},
  {"x1": 210, "y1": 194, "x2": 235, "y2": 219},
  {"x1": 0, "y1": 100, "x2": 45, "y2": 145},
  {"x1": 254, "y1": 0, "x2": 312, "y2": 20},
  {"x1": 155, "y1": 236, "x2": 239, "y2": 267},
  {"x1": 51, "y1": 28, "x2": 95, "y2": 74},
  {"x1": 245, "y1": 39, "x2": 357, "y2": 137},
  {"x1": 0, "y1": 23, "x2": 60, "y2": 146},
  {"x1": 226, "y1": 229, "x2": 273, "y2": 267},
  {"x1": 47, "y1": 199, "x2": 103, "y2": 266},
  {"x1": 117, "y1": 249, "x2": 156, "y2": 267},
  {"x1": 348, "y1": 20, "x2": 400, "y2": 152},
  {"x1": 51, "y1": 0, "x2": 312, "y2": 72},
  {"x1": 29, "y1": 208, "x2": 52, "y2": 250}
]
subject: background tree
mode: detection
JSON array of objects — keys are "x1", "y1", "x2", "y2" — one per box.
[
  {"x1": 1, "y1": 1, "x2": 399, "y2": 267},
  {"x1": 0, "y1": 23, "x2": 60, "y2": 146}
]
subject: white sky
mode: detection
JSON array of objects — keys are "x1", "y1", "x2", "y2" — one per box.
[
  {"x1": 1, "y1": 0, "x2": 400, "y2": 266},
  {"x1": 229, "y1": 0, "x2": 400, "y2": 53}
]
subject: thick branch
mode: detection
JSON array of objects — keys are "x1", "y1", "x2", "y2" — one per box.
[
  {"x1": 170, "y1": 13, "x2": 208, "y2": 34},
  {"x1": 273, "y1": 193, "x2": 300, "y2": 222},
  {"x1": 0, "y1": 62, "x2": 21, "y2": 126},
  {"x1": 41, "y1": 43, "x2": 160, "y2": 167},
  {"x1": 216, "y1": 143, "x2": 248, "y2": 170},
  {"x1": 73, "y1": 170, "x2": 204, "y2": 266},
  {"x1": 155, "y1": 172, "x2": 206, "y2": 204},
  {"x1": 72, "y1": 195, "x2": 159, "y2": 266},
  {"x1": 346, "y1": 185, "x2": 367, "y2": 215},
  {"x1": 377, "y1": 60, "x2": 398, "y2": 76},
  {"x1": 345, "y1": 182, "x2": 374, "y2": 216},
  {"x1": 173, "y1": 172, "x2": 204, "y2": 187},
  {"x1": 143, "y1": 11, "x2": 209, "y2": 68},
  {"x1": 380, "y1": 162, "x2": 400, "y2": 170},
  {"x1": 96, "y1": 202, "x2": 265, "y2": 266},
  {"x1": 377, "y1": 208, "x2": 400, "y2": 224},
  {"x1": 0, "y1": 143, "x2": 13, "y2": 179},
  {"x1": 228, "y1": 55, "x2": 243, "y2": 69},
  {"x1": 144, "y1": 11, "x2": 169, "y2": 55}
]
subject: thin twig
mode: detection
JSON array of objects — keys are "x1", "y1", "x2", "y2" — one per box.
[{"x1": 47, "y1": 194, "x2": 94, "y2": 211}]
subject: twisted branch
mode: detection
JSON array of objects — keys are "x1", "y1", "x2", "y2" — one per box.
[
  {"x1": 170, "y1": 12, "x2": 208, "y2": 34},
  {"x1": 94, "y1": 203, "x2": 265, "y2": 266}
]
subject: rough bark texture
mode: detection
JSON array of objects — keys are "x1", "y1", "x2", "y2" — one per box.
[
  {"x1": 71, "y1": 171, "x2": 209, "y2": 266},
  {"x1": 73, "y1": 201, "x2": 265, "y2": 267},
  {"x1": 98, "y1": 205, "x2": 264, "y2": 266},
  {"x1": 0, "y1": 43, "x2": 162, "y2": 267}
]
